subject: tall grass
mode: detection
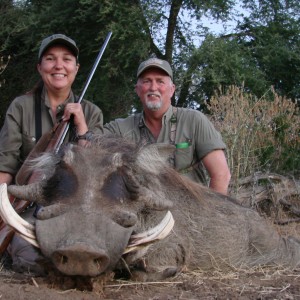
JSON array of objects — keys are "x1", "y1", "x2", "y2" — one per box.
[{"x1": 207, "y1": 86, "x2": 299, "y2": 191}]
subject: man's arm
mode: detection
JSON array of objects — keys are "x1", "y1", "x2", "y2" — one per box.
[
  {"x1": 202, "y1": 150, "x2": 231, "y2": 195},
  {"x1": 103, "y1": 120, "x2": 122, "y2": 135}
]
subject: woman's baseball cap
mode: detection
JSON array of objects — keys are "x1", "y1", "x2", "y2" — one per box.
[{"x1": 38, "y1": 34, "x2": 79, "y2": 61}]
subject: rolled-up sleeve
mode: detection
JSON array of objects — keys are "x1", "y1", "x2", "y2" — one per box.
[
  {"x1": 193, "y1": 112, "x2": 226, "y2": 159},
  {"x1": 81, "y1": 100, "x2": 104, "y2": 134},
  {"x1": 0, "y1": 100, "x2": 24, "y2": 174}
]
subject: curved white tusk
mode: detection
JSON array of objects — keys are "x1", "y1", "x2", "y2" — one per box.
[
  {"x1": 0, "y1": 184, "x2": 35, "y2": 230},
  {"x1": 123, "y1": 211, "x2": 174, "y2": 254},
  {"x1": 0, "y1": 184, "x2": 36, "y2": 240},
  {"x1": 15, "y1": 232, "x2": 39, "y2": 248}
]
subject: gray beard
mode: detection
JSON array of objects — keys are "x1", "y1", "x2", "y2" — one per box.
[{"x1": 145, "y1": 99, "x2": 162, "y2": 111}]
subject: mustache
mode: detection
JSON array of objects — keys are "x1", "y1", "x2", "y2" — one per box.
[{"x1": 146, "y1": 92, "x2": 161, "y2": 98}]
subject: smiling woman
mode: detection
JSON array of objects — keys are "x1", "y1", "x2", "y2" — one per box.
[
  {"x1": 0, "y1": 33, "x2": 104, "y2": 274},
  {"x1": 37, "y1": 46, "x2": 79, "y2": 108}
]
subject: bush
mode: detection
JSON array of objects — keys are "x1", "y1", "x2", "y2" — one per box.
[{"x1": 207, "y1": 86, "x2": 300, "y2": 190}]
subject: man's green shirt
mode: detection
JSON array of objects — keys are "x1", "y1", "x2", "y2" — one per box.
[{"x1": 104, "y1": 106, "x2": 226, "y2": 185}]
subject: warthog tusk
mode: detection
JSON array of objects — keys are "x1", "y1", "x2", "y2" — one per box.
[
  {"x1": 0, "y1": 183, "x2": 39, "y2": 247},
  {"x1": 123, "y1": 211, "x2": 174, "y2": 254},
  {"x1": 0, "y1": 184, "x2": 175, "y2": 253},
  {"x1": 15, "y1": 233, "x2": 39, "y2": 248}
]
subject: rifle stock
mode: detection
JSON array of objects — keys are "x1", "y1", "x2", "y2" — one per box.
[
  {"x1": 0, "y1": 32, "x2": 112, "y2": 254},
  {"x1": 0, "y1": 225, "x2": 15, "y2": 254}
]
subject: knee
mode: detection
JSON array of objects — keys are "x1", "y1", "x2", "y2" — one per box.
[{"x1": 7, "y1": 235, "x2": 45, "y2": 275}]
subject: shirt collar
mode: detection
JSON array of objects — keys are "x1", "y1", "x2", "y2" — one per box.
[
  {"x1": 43, "y1": 87, "x2": 76, "y2": 121},
  {"x1": 139, "y1": 105, "x2": 174, "y2": 128},
  {"x1": 164, "y1": 105, "x2": 174, "y2": 124},
  {"x1": 43, "y1": 87, "x2": 76, "y2": 109}
]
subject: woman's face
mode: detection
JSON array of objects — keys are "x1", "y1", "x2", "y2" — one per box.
[{"x1": 37, "y1": 45, "x2": 79, "y2": 94}]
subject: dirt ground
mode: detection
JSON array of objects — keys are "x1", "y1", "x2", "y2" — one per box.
[
  {"x1": 2, "y1": 222, "x2": 300, "y2": 300},
  {"x1": 1, "y1": 218, "x2": 300, "y2": 299},
  {"x1": 1, "y1": 264, "x2": 300, "y2": 299},
  {"x1": 1, "y1": 221, "x2": 300, "y2": 300}
]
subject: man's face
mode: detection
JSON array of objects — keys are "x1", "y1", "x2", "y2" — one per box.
[{"x1": 135, "y1": 68, "x2": 175, "y2": 112}]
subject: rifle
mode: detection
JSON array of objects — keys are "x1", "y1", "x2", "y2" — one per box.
[{"x1": 0, "y1": 32, "x2": 112, "y2": 253}]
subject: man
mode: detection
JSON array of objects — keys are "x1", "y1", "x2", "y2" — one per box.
[{"x1": 104, "y1": 58, "x2": 231, "y2": 195}]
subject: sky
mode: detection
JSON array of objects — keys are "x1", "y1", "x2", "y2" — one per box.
[{"x1": 189, "y1": 3, "x2": 251, "y2": 46}]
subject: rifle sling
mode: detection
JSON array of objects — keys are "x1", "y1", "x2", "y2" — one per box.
[{"x1": 35, "y1": 91, "x2": 42, "y2": 142}]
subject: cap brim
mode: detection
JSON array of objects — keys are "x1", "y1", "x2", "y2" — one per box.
[
  {"x1": 137, "y1": 66, "x2": 172, "y2": 79},
  {"x1": 39, "y1": 39, "x2": 79, "y2": 60}
]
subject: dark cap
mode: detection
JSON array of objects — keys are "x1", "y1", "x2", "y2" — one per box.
[
  {"x1": 137, "y1": 58, "x2": 173, "y2": 80},
  {"x1": 38, "y1": 34, "x2": 79, "y2": 61}
]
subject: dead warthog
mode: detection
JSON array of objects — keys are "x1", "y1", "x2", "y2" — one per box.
[{"x1": 1, "y1": 135, "x2": 300, "y2": 281}]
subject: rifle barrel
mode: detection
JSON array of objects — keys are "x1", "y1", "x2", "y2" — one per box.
[
  {"x1": 55, "y1": 32, "x2": 112, "y2": 152},
  {"x1": 77, "y1": 32, "x2": 112, "y2": 105}
]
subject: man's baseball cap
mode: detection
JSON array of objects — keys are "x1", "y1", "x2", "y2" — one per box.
[
  {"x1": 38, "y1": 34, "x2": 79, "y2": 61},
  {"x1": 137, "y1": 58, "x2": 173, "y2": 80}
]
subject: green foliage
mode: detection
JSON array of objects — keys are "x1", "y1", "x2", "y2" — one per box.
[
  {"x1": 0, "y1": 0, "x2": 149, "y2": 123},
  {"x1": 180, "y1": 35, "x2": 268, "y2": 104},
  {"x1": 0, "y1": 1, "x2": 38, "y2": 123},
  {"x1": 257, "y1": 112, "x2": 300, "y2": 172},
  {"x1": 237, "y1": 20, "x2": 300, "y2": 100},
  {"x1": 1, "y1": 0, "x2": 299, "y2": 112}
]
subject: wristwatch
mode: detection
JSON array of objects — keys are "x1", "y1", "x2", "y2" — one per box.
[{"x1": 77, "y1": 130, "x2": 93, "y2": 141}]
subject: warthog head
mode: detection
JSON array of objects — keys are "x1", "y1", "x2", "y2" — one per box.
[{"x1": 0, "y1": 135, "x2": 175, "y2": 276}]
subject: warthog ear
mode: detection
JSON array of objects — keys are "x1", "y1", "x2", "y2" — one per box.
[
  {"x1": 136, "y1": 143, "x2": 175, "y2": 174},
  {"x1": 153, "y1": 143, "x2": 176, "y2": 164},
  {"x1": 135, "y1": 143, "x2": 175, "y2": 210},
  {"x1": 61, "y1": 144, "x2": 76, "y2": 165}
]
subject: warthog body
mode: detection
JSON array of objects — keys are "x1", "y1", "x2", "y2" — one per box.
[{"x1": 5, "y1": 135, "x2": 300, "y2": 280}]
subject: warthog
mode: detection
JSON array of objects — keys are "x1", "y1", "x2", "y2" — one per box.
[{"x1": 1, "y1": 135, "x2": 300, "y2": 280}]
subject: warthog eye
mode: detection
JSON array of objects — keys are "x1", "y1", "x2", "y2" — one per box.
[
  {"x1": 102, "y1": 171, "x2": 134, "y2": 203},
  {"x1": 43, "y1": 162, "x2": 78, "y2": 203}
]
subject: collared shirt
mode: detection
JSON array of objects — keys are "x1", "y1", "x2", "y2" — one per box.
[
  {"x1": 0, "y1": 88, "x2": 103, "y2": 175},
  {"x1": 104, "y1": 106, "x2": 226, "y2": 185}
]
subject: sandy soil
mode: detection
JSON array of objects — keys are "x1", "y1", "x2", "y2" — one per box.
[
  {"x1": 1, "y1": 219, "x2": 300, "y2": 299},
  {"x1": 0, "y1": 265, "x2": 300, "y2": 300}
]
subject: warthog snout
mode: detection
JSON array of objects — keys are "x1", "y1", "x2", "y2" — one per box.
[{"x1": 52, "y1": 243, "x2": 110, "y2": 276}]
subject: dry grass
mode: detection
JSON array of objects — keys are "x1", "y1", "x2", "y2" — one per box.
[
  {"x1": 177, "y1": 265, "x2": 300, "y2": 298},
  {"x1": 207, "y1": 86, "x2": 299, "y2": 190},
  {"x1": 207, "y1": 86, "x2": 300, "y2": 234},
  {"x1": 101, "y1": 265, "x2": 300, "y2": 299}
]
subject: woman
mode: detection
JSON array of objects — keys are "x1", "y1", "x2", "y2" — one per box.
[
  {"x1": 0, "y1": 34, "x2": 103, "y2": 273},
  {"x1": 0, "y1": 33, "x2": 103, "y2": 185}
]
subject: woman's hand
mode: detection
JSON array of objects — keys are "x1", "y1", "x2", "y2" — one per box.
[{"x1": 63, "y1": 103, "x2": 88, "y2": 135}]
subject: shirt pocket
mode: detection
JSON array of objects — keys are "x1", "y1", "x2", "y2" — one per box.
[
  {"x1": 174, "y1": 143, "x2": 194, "y2": 171},
  {"x1": 20, "y1": 133, "x2": 36, "y2": 161}
]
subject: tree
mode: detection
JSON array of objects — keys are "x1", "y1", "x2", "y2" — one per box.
[
  {"x1": 0, "y1": 0, "x2": 299, "y2": 126},
  {"x1": 175, "y1": 0, "x2": 300, "y2": 107},
  {"x1": 236, "y1": 18, "x2": 300, "y2": 100},
  {"x1": 0, "y1": 1, "x2": 38, "y2": 124}
]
